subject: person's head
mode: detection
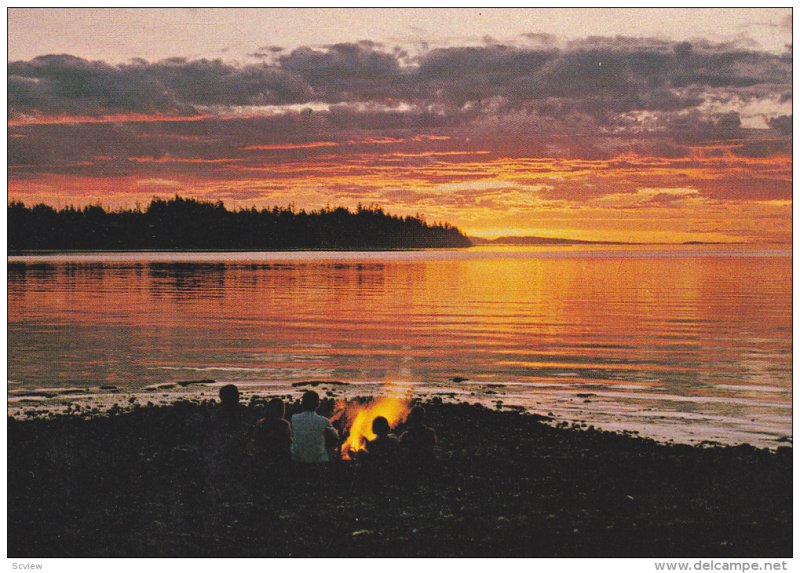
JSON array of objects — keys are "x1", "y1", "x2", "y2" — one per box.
[
  {"x1": 219, "y1": 384, "x2": 240, "y2": 409},
  {"x1": 266, "y1": 397, "x2": 285, "y2": 419},
  {"x1": 372, "y1": 416, "x2": 391, "y2": 436},
  {"x1": 407, "y1": 405, "x2": 426, "y2": 427},
  {"x1": 301, "y1": 390, "x2": 320, "y2": 412}
]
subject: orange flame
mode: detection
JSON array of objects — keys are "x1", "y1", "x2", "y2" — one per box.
[{"x1": 336, "y1": 394, "x2": 411, "y2": 460}]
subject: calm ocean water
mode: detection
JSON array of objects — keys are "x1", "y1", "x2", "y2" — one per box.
[{"x1": 7, "y1": 245, "x2": 792, "y2": 447}]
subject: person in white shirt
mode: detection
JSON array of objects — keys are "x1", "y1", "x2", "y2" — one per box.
[{"x1": 291, "y1": 390, "x2": 339, "y2": 463}]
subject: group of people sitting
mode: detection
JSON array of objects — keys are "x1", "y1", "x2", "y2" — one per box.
[{"x1": 218, "y1": 385, "x2": 436, "y2": 472}]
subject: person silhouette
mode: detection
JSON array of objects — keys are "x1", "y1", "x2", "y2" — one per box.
[
  {"x1": 213, "y1": 383, "x2": 244, "y2": 437},
  {"x1": 219, "y1": 384, "x2": 240, "y2": 407},
  {"x1": 400, "y1": 406, "x2": 437, "y2": 469},
  {"x1": 290, "y1": 391, "x2": 339, "y2": 463},
  {"x1": 365, "y1": 416, "x2": 401, "y2": 465},
  {"x1": 218, "y1": 384, "x2": 240, "y2": 414},
  {"x1": 252, "y1": 398, "x2": 292, "y2": 465},
  {"x1": 205, "y1": 384, "x2": 246, "y2": 493}
]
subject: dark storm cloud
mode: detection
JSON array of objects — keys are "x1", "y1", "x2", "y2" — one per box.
[
  {"x1": 9, "y1": 54, "x2": 182, "y2": 116},
  {"x1": 731, "y1": 139, "x2": 792, "y2": 158},
  {"x1": 9, "y1": 112, "x2": 334, "y2": 171},
  {"x1": 8, "y1": 36, "x2": 792, "y2": 184},
  {"x1": 278, "y1": 42, "x2": 403, "y2": 103},
  {"x1": 767, "y1": 114, "x2": 792, "y2": 135},
  {"x1": 662, "y1": 111, "x2": 746, "y2": 144},
  {"x1": 143, "y1": 57, "x2": 312, "y2": 106},
  {"x1": 8, "y1": 107, "x2": 462, "y2": 180},
  {"x1": 413, "y1": 40, "x2": 789, "y2": 115},
  {"x1": 8, "y1": 53, "x2": 312, "y2": 116},
  {"x1": 9, "y1": 38, "x2": 790, "y2": 120}
]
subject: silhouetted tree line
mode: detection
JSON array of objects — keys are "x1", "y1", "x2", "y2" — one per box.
[{"x1": 8, "y1": 196, "x2": 472, "y2": 251}]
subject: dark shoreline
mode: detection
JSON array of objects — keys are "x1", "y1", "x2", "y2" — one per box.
[
  {"x1": 8, "y1": 198, "x2": 472, "y2": 251},
  {"x1": 8, "y1": 246, "x2": 472, "y2": 256},
  {"x1": 8, "y1": 398, "x2": 792, "y2": 557}
]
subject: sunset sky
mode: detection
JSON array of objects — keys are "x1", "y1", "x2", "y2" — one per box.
[{"x1": 7, "y1": 8, "x2": 792, "y2": 242}]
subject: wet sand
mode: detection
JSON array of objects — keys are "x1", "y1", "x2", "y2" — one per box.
[{"x1": 7, "y1": 398, "x2": 791, "y2": 557}]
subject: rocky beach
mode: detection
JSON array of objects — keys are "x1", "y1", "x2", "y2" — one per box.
[{"x1": 7, "y1": 397, "x2": 792, "y2": 557}]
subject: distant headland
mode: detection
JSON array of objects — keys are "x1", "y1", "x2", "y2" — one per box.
[
  {"x1": 470, "y1": 236, "x2": 730, "y2": 246},
  {"x1": 470, "y1": 235, "x2": 628, "y2": 246},
  {"x1": 7, "y1": 196, "x2": 472, "y2": 251}
]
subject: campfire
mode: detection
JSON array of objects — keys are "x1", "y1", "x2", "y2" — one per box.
[{"x1": 333, "y1": 394, "x2": 411, "y2": 460}]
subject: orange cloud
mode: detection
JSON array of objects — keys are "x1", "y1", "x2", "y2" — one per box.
[
  {"x1": 8, "y1": 113, "x2": 214, "y2": 126},
  {"x1": 127, "y1": 156, "x2": 243, "y2": 165},
  {"x1": 241, "y1": 141, "x2": 339, "y2": 151}
]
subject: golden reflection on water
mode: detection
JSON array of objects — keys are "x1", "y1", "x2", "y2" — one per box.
[{"x1": 8, "y1": 245, "x2": 792, "y2": 445}]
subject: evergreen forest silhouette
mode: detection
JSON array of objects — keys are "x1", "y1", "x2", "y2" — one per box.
[{"x1": 8, "y1": 196, "x2": 472, "y2": 251}]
